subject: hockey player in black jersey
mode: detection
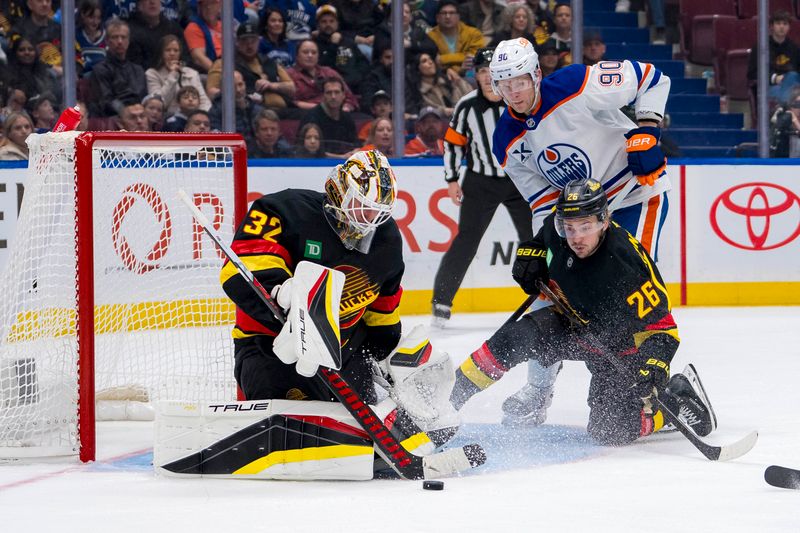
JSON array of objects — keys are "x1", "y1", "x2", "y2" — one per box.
[
  {"x1": 449, "y1": 178, "x2": 716, "y2": 445},
  {"x1": 221, "y1": 150, "x2": 405, "y2": 404},
  {"x1": 218, "y1": 151, "x2": 460, "y2": 478}
]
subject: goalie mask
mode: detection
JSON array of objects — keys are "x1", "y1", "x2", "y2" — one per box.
[{"x1": 324, "y1": 150, "x2": 397, "y2": 253}]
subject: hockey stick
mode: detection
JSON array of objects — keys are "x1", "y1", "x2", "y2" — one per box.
[
  {"x1": 179, "y1": 190, "x2": 486, "y2": 479},
  {"x1": 607, "y1": 175, "x2": 638, "y2": 213},
  {"x1": 535, "y1": 280, "x2": 758, "y2": 461},
  {"x1": 765, "y1": 465, "x2": 800, "y2": 490},
  {"x1": 504, "y1": 295, "x2": 537, "y2": 326}
]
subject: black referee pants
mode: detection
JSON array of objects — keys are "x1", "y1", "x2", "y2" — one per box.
[{"x1": 432, "y1": 171, "x2": 533, "y2": 308}]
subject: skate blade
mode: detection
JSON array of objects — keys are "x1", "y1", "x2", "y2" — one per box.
[{"x1": 682, "y1": 364, "x2": 718, "y2": 431}]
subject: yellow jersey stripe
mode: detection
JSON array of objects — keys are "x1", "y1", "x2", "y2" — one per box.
[
  {"x1": 220, "y1": 254, "x2": 292, "y2": 285},
  {"x1": 633, "y1": 328, "x2": 680, "y2": 348},
  {"x1": 363, "y1": 308, "x2": 400, "y2": 327}
]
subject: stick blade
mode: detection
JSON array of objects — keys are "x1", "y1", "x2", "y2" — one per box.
[
  {"x1": 765, "y1": 465, "x2": 800, "y2": 490},
  {"x1": 715, "y1": 430, "x2": 758, "y2": 462}
]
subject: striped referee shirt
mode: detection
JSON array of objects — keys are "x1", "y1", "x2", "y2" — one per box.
[{"x1": 443, "y1": 89, "x2": 506, "y2": 181}]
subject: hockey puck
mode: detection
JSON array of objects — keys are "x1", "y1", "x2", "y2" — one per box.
[{"x1": 422, "y1": 480, "x2": 444, "y2": 491}]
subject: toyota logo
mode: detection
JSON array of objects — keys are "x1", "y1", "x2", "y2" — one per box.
[{"x1": 709, "y1": 182, "x2": 800, "y2": 251}]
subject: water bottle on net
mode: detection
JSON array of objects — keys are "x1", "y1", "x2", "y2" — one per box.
[{"x1": 52, "y1": 104, "x2": 82, "y2": 132}]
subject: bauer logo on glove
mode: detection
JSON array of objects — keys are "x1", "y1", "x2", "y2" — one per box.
[{"x1": 624, "y1": 126, "x2": 667, "y2": 186}]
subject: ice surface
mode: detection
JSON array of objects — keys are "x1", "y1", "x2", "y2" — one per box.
[{"x1": 1, "y1": 306, "x2": 799, "y2": 532}]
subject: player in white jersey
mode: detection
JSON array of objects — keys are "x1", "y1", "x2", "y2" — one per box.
[{"x1": 489, "y1": 37, "x2": 672, "y2": 426}]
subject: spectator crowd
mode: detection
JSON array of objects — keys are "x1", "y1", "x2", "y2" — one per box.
[{"x1": 0, "y1": 0, "x2": 609, "y2": 160}]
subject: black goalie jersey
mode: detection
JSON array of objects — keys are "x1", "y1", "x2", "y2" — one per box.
[
  {"x1": 220, "y1": 188, "x2": 404, "y2": 353},
  {"x1": 538, "y1": 213, "x2": 679, "y2": 364}
]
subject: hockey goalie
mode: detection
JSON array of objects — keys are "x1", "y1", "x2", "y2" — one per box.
[{"x1": 154, "y1": 151, "x2": 459, "y2": 480}]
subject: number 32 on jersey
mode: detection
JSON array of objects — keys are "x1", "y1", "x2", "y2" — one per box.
[{"x1": 243, "y1": 210, "x2": 282, "y2": 242}]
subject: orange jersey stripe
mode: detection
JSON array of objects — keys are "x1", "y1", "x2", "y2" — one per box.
[
  {"x1": 444, "y1": 127, "x2": 468, "y2": 146},
  {"x1": 542, "y1": 67, "x2": 590, "y2": 121},
  {"x1": 531, "y1": 190, "x2": 561, "y2": 211},
  {"x1": 637, "y1": 63, "x2": 652, "y2": 90},
  {"x1": 639, "y1": 194, "x2": 661, "y2": 254}
]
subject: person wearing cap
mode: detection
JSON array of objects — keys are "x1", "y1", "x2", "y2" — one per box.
[
  {"x1": 313, "y1": 4, "x2": 370, "y2": 95},
  {"x1": 583, "y1": 32, "x2": 606, "y2": 66},
  {"x1": 426, "y1": 0, "x2": 486, "y2": 76},
  {"x1": 358, "y1": 90, "x2": 392, "y2": 142},
  {"x1": 404, "y1": 106, "x2": 445, "y2": 156},
  {"x1": 206, "y1": 21, "x2": 295, "y2": 109},
  {"x1": 537, "y1": 40, "x2": 561, "y2": 77},
  {"x1": 26, "y1": 93, "x2": 56, "y2": 133},
  {"x1": 430, "y1": 48, "x2": 533, "y2": 327}
]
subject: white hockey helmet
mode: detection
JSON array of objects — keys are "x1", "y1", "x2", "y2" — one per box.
[
  {"x1": 490, "y1": 38, "x2": 541, "y2": 105},
  {"x1": 324, "y1": 149, "x2": 397, "y2": 252}
]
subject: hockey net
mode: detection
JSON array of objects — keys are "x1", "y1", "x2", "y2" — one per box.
[{"x1": 0, "y1": 131, "x2": 247, "y2": 461}]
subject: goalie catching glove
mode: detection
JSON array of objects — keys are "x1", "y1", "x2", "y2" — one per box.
[
  {"x1": 272, "y1": 261, "x2": 346, "y2": 377},
  {"x1": 377, "y1": 325, "x2": 460, "y2": 444}
]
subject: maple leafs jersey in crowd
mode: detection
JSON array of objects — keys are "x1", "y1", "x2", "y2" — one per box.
[
  {"x1": 220, "y1": 189, "x2": 404, "y2": 354},
  {"x1": 537, "y1": 213, "x2": 679, "y2": 368},
  {"x1": 493, "y1": 61, "x2": 672, "y2": 233}
]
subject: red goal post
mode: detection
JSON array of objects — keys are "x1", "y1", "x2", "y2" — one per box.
[{"x1": 0, "y1": 132, "x2": 248, "y2": 462}]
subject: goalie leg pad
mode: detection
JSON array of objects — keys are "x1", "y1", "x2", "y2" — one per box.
[{"x1": 155, "y1": 399, "x2": 375, "y2": 480}]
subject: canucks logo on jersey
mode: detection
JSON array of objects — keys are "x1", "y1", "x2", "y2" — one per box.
[{"x1": 536, "y1": 143, "x2": 593, "y2": 188}]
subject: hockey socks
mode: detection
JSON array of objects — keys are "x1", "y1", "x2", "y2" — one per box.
[{"x1": 450, "y1": 343, "x2": 508, "y2": 410}]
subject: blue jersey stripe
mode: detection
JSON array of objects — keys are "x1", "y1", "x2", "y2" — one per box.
[
  {"x1": 647, "y1": 69, "x2": 662, "y2": 91},
  {"x1": 632, "y1": 61, "x2": 643, "y2": 87}
]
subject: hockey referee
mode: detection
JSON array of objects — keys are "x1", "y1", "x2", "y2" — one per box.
[{"x1": 431, "y1": 47, "x2": 533, "y2": 327}]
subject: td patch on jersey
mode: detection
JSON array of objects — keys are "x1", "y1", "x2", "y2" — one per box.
[{"x1": 536, "y1": 143, "x2": 593, "y2": 188}]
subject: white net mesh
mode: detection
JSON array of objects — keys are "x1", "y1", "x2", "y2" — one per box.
[{"x1": 0, "y1": 132, "x2": 241, "y2": 458}]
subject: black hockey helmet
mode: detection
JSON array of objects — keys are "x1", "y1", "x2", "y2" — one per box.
[
  {"x1": 474, "y1": 48, "x2": 495, "y2": 72},
  {"x1": 556, "y1": 178, "x2": 608, "y2": 220}
]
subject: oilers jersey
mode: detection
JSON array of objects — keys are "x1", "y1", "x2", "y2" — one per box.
[{"x1": 493, "y1": 61, "x2": 671, "y2": 232}]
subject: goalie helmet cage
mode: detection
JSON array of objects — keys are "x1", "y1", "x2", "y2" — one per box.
[{"x1": 0, "y1": 131, "x2": 247, "y2": 462}]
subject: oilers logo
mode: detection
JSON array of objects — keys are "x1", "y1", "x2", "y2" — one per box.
[{"x1": 536, "y1": 143, "x2": 593, "y2": 188}]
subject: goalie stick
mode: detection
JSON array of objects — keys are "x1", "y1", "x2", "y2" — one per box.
[
  {"x1": 178, "y1": 190, "x2": 486, "y2": 480},
  {"x1": 535, "y1": 280, "x2": 758, "y2": 462},
  {"x1": 765, "y1": 465, "x2": 800, "y2": 490}
]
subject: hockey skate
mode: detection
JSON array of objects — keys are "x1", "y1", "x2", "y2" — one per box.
[
  {"x1": 662, "y1": 364, "x2": 718, "y2": 437},
  {"x1": 431, "y1": 303, "x2": 451, "y2": 328},
  {"x1": 501, "y1": 383, "x2": 554, "y2": 426}
]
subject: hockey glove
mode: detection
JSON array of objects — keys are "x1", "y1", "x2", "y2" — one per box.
[
  {"x1": 512, "y1": 240, "x2": 548, "y2": 295},
  {"x1": 269, "y1": 279, "x2": 293, "y2": 311},
  {"x1": 624, "y1": 126, "x2": 667, "y2": 186},
  {"x1": 630, "y1": 356, "x2": 670, "y2": 402}
]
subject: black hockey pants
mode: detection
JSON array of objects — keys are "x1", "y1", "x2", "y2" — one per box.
[{"x1": 486, "y1": 308, "x2": 660, "y2": 446}]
